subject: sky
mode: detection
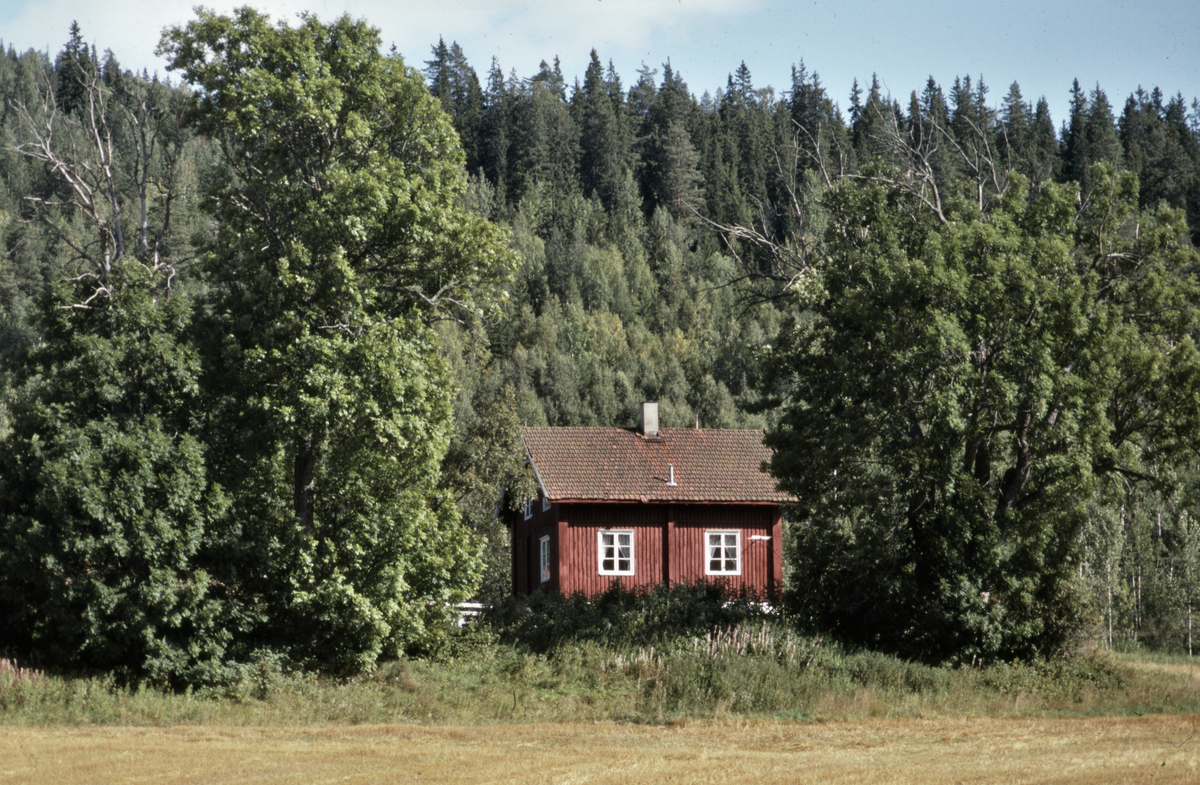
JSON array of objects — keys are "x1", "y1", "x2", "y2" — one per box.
[{"x1": 2, "y1": 0, "x2": 1198, "y2": 128}]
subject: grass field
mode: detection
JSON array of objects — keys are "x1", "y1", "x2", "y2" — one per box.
[
  {"x1": 4, "y1": 636, "x2": 1200, "y2": 783},
  {"x1": 3, "y1": 715, "x2": 1199, "y2": 784}
]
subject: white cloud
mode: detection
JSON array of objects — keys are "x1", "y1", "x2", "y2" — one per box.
[{"x1": 1, "y1": 0, "x2": 755, "y2": 82}]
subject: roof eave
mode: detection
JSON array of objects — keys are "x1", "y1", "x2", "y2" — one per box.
[
  {"x1": 521, "y1": 432, "x2": 551, "y2": 502},
  {"x1": 548, "y1": 498, "x2": 788, "y2": 505}
]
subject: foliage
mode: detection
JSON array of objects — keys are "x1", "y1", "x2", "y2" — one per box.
[
  {"x1": 155, "y1": 8, "x2": 518, "y2": 671},
  {"x1": 3, "y1": 17, "x2": 1200, "y2": 683},
  {"x1": 768, "y1": 167, "x2": 1200, "y2": 663},
  {"x1": 435, "y1": 374, "x2": 536, "y2": 604},
  {"x1": 1081, "y1": 461, "x2": 1200, "y2": 654},
  {"x1": 0, "y1": 263, "x2": 229, "y2": 685},
  {"x1": 483, "y1": 580, "x2": 774, "y2": 653}
]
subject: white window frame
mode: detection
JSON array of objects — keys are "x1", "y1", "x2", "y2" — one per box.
[
  {"x1": 598, "y1": 529, "x2": 635, "y2": 576},
  {"x1": 705, "y1": 530, "x2": 741, "y2": 576},
  {"x1": 523, "y1": 498, "x2": 533, "y2": 520},
  {"x1": 539, "y1": 535, "x2": 551, "y2": 583},
  {"x1": 542, "y1": 495, "x2": 551, "y2": 512}
]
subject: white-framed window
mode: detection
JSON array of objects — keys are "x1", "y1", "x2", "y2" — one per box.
[
  {"x1": 539, "y1": 535, "x2": 551, "y2": 583},
  {"x1": 523, "y1": 498, "x2": 533, "y2": 520},
  {"x1": 705, "y1": 530, "x2": 741, "y2": 575},
  {"x1": 598, "y1": 530, "x2": 634, "y2": 575},
  {"x1": 542, "y1": 495, "x2": 551, "y2": 512}
]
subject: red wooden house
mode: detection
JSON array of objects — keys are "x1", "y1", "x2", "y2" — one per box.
[{"x1": 510, "y1": 402, "x2": 789, "y2": 598}]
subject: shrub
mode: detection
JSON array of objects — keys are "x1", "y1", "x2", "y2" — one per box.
[{"x1": 483, "y1": 580, "x2": 773, "y2": 653}]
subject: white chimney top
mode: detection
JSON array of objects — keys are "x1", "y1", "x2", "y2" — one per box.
[{"x1": 640, "y1": 401, "x2": 659, "y2": 438}]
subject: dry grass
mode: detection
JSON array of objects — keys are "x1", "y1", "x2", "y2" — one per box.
[
  {"x1": 3, "y1": 715, "x2": 1199, "y2": 784},
  {"x1": 4, "y1": 646, "x2": 1199, "y2": 782}
]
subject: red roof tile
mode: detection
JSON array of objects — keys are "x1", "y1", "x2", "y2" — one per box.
[{"x1": 523, "y1": 427, "x2": 789, "y2": 503}]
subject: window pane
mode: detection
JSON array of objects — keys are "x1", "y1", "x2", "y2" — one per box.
[
  {"x1": 705, "y1": 531, "x2": 739, "y2": 574},
  {"x1": 600, "y1": 530, "x2": 633, "y2": 574}
]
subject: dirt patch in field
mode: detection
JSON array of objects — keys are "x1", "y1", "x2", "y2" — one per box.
[{"x1": 3, "y1": 715, "x2": 1199, "y2": 784}]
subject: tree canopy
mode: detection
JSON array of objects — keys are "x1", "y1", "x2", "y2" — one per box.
[
  {"x1": 1, "y1": 11, "x2": 517, "y2": 681},
  {"x1": 155, "y1": 8, "x2": 517, "y2": 672},
  {"x1": 767, "y1": 167, "x2": 1200, "y2": 661}
]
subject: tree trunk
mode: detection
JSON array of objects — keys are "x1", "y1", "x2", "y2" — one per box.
[
  {"x1": 294, "y1": 433, "x2": 316, "y2": 536},
  {"x1": 1106, "y1": 580, "x2": 1113, "y2": 650}
]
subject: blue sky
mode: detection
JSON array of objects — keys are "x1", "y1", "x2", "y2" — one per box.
[{"x1": 2, "y1": 0, "x2": 1197, "y2": 128}]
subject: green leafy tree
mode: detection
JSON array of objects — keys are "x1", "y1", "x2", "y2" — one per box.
[
  {"x1": 158, "y1": 8, "x2": 516, "y2": 671},
  {"x1": 767, "y1": 166, "x2": 1200, "y2": 662},
  {"x1": 0, "y1": 263, "x2": 229, "y2": 684},
  {"x1": 1, "y1": 30, "x2": 221, "y2": 682}
]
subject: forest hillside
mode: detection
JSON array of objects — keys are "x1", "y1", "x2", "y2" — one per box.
[{"x1": 1, "y1": 17, "x2": 1199, "y2": 681}]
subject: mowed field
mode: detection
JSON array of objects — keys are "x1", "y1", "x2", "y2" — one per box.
[{"x1": 3, "y1": 714, "x2": 1199, "y2": 784}]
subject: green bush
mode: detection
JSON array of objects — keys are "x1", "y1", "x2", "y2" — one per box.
[{"x1": 482, "y1": 580, "x2": 773, "y2": 653}]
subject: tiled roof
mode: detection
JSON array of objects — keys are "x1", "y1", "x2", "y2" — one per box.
[{"x1": 523, "y1": 427, "x2": 789, "y2": 503}]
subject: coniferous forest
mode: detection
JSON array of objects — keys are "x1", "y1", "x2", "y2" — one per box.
[{"x1": 2, "y1": 11, "x2": 1200, "y2": 684}]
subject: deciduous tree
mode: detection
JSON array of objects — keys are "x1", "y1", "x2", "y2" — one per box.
[
  {"x1": 158, "y1": 8, "x2": 517, "y2": 670},
  {"x1": 767, "y1": 166, "x2": 1200, "y2": 662}
]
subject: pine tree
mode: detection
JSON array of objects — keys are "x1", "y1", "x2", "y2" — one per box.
[
  {"x1": 1076, "y1": 86, "x2": 1123, "y2": 194},
  {"x1": 480, "y1": 57, "x2": 513, "y2": 201},
  {"x1": 1028, "y1": 97, "x2": 1062, "y2": 184},
  {"x1": 54, "y1": 21, "x2": 93, "y2": 116},
  {"x1": 1061, "y1": 78, "x2": 1090, "y2": 184},
  {"x1": 425, "y1": 40, "x2": 485, "y2": 174},
  {"x1": 788, "y1": 61, "x2": 850, "y2": 180},
  {"x1": 999, "y1": 82, "x2": 1031, "y2": 173},
  {"x1": 575, "y1": 50, "x2": 626, "y2": 208},
  {"x1": 850, "y1": 74, "x2": 892, "y2": 163}
]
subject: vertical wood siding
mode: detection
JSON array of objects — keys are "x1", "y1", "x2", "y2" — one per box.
[
  {"x1": 513, "y1": 502, "x2": 780, "y2": 597},
  {"x1": 558, "y1": 503, "x2": 665, "y2": 596},
  {"x1": 674, "y1": 505, "x2": 775, "y2": 596},
  {"x1": 511, "y1": 500, "x2": 559, "y2": 595}
]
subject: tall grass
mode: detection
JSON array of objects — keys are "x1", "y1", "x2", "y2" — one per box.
[
  {"x1": 4, "y1": 631, "x2": 1197, "y2": 727},
  {"x1": 4, "y1": 586, "x2": 1198, "y2": 726}
]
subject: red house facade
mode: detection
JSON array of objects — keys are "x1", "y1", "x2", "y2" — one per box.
[{"x1": 510, "y1": 403, "x2": 789, "y2": 598}]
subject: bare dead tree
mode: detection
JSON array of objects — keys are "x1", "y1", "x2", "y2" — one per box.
[
  {"x1": 8, "y1": 54, "x2": 191, "y2": 306},
  {"x1": 845, "y1": 101, "x2": 1008, "y2": 221},
  {"x1": 114, "y1": 76, "x2": 190, "y2": 272},
  {"x1": 845, "y1": 101, "x2": 950, "y2": 224},
  {"x1": 940, "y1": 112, "x2": 1006, "y2": 211},
  {"x1": 696, "y1": 117, "x2": 845, "y2": 305}
]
